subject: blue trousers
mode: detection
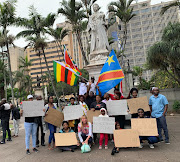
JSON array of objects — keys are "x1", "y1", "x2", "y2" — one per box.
[
  {"x1": 156, "y1": 115, "x2": 169, "y2": 142},
  {"x1": 139, "y1": 136, "x2": 159, "y2": 144},
  {"x1": 24, "y1": 122, "x2": 38, "y2": 149},
  {"x1": 48, "y1": 123, "x2": 56, "y2": 144}
]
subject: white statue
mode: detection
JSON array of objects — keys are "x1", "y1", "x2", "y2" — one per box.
[{"x1": 87, "y1": 4, "x2": 109, "y2": 53}]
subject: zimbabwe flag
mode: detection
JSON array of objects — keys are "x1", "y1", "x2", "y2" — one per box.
[{"x1": 53, "y1": 61, "x2": 80, "y2": 86}]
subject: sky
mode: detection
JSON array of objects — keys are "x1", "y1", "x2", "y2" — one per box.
[{"x1": 0, "y1": 0, "x2": 170, "y2": 47}]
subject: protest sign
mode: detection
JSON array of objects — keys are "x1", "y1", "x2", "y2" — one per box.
[
  {"x1": 22, "y1": 100, "x2": 44, "y2": 117},
  {"x1": 54, "y1": 132, "x2": 78, "y2": 146},
  {"x1": 131, "y1": 118, "x2": 158, "y2": 136},
  {"x1": 44, "y1": 108, "x2": 64, "y2": 127},
  {"x1": 93, "y1": 117, "x2": 115, "y2": 134},
  {"x1": 87, "y1": 110, "x2": 101, "y2": 123},
  {"x1": 127, "y1": 96, "x2": 150, "y2": 114},
  {"x1": 114, "y1": 129, "x2": 140, "y2": 148},
  {"x1": 106, "y1": 100, "x2": 128, "y2": 116},
  {"x1": 63, "y1": 105, "x2": 84, "y2": 121}
]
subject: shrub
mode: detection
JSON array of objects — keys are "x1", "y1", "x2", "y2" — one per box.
[{"x1": 173, "y1": 101, "x2": 180, "y2": 112}]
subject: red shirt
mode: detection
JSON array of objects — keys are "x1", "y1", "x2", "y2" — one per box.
[{"x1": 109, "y1": 94, "x2": 125, "y2": 100}]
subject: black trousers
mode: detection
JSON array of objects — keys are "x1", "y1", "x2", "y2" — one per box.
[
  {"x1": 36, "y1": 119, "x2": 45, "y2": 145},
  {"x1": 1, "y1": 119, "x2": 11, "y2": 141},
  {"x1": 115, "y1": 115, "x2": 125, "y2": 129},
  {"x1": 81, "y1": 133, "x2": 92, "y2": 144}
]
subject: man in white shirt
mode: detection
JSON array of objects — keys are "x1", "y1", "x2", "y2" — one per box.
[
  {"x1": 87, "y1": 76, "x2": 97, "y2": 95},
  {"x1": 79, "y1": 78, "x2": 87, "y2": 95}
]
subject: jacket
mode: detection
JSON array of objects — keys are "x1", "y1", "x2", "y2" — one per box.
[
  {"x1": 12, "y1": 107, "x2": 20, "y2": 120},
  {"x1": 0, "y1": 104, "x2": 11, "y2": 120}
]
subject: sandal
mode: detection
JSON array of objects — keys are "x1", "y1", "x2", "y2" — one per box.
[
  {"x1": 99, "y1": 145, "x2": 102, "y2": 150},
  {"x1": 105, "y1": 145, "x2": 108, "y2": 149}
]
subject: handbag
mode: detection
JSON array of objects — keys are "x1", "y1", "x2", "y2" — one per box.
[{"x1": 81, "y1": 144, "x2": 91, "y2": 153}]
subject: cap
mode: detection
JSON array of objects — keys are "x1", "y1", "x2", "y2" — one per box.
[{"x1": 27, "y1": 95, "x2": 33, "y2": 99}]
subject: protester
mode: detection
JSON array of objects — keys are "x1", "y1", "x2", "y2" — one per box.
[
  {"x1": 99, "y1": 108, "x2": 109, "y2": 150},
  {"x1": 79, "y1": 78, "x2": 87, "y2": 95},
  {"x1": 102, "y1": 93, "x2": 112, "y2": 104},
  {"x1": 36, "y1": 95, "x2": 45, "y2": 147},
  {"x1": 87, "y1": 76, "x2": 97, "y2": 94},
  {"x1": 90, "y1": 95, "x2": 106, "y2": 111},
  {"x1": 78, "y1": 115, "x2": 93, "y2": 147},
  {"x1": 111, "y1": 122, "x2": 121, "y2": 155},
  {"x1": 45, "y1": 96, "x2": 57, "y2": 150},
  {"x1": 20, "y1": 95, "x2": 39, "y2": 154},
  {"x1": 109, "y1": 88, "x2": 125, "y2": 100},
  {"x1": 58, "y1": 121, "x2": 79, "y2": 152},
  {"x1": 79, "y1": 95, "x2": 89, "y2": 115},
  {"x1": 149, "y1": 87, "x2": 170, "y2": 144},
  {"x1": 84, "y1": 84, "x2": 96, "y2": 108},
  {"x1": 12, "y1": 104, "x2": 20, "y2": 137},
  {"x1": 137, "y1": 108, "x2": 159, "y2": 149},
  {"x1": 0, "y1": 99, "x2": 11, "y2": 144}
]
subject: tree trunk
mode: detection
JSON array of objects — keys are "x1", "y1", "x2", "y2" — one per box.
[
  {"x1": 55, "y1": 41, "x2": 63, "y2": 60},
  {"x1": 6, "y1": 43, "x2": 15, "y2": 105},
  {"x1": 42, "y1": 49, "x2": 61, "y2": 111},
  {"x1": 76, "y1": 31, "x2": 89, "y2": 66}
]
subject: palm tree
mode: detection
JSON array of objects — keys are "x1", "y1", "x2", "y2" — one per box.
[
  {"x1": 160, "y1": 0, "x2": 180, "y2": 15},
  {"x1": 108, "y1": 0, "x2": 136, "y2": 65},
  {"x1": 19, "y1": 55, "x2": 32, "y2": 74},
  {"x1": 0, "y1": 0, "x2": 17, "y2": 104},
  {"x1": 58, "y1": 0, "x2": 89, "y2": 65},
  {"x1": 81, "y1": 0, "x2": 97, "y2": 17},
  {"x1": 46, "y1": 27, "x2": 69, "y2": 59}
]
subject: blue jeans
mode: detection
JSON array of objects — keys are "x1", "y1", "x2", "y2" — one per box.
[
  {"x1": 48, "y1": 123, "x2": 56, "y2": 144},
  {"x1": 139, "y1": 136, "x2": 159, "y2": 144},
  {"x1": 156, "y1": 115, "x2": 169, "y2": 142},
  {"x1": 24, "y1": 122, "x2": 38, "y2": 149}
]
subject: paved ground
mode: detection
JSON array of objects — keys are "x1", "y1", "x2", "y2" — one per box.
[{"x1": 0, "y1": 116, "x2": 180, "y2": 162}]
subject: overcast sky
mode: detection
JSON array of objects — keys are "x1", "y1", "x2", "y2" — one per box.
[{"x1": 0, "y1": 0, "x2": 170, "y2": 47}]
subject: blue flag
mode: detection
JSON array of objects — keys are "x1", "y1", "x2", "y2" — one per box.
[{"x1": 97, "y1": 50, "x2": 124, "y2": 96}]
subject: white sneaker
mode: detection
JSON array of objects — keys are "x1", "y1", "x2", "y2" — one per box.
[
  {"x1": 139, "y1": 143, "x2": 143, "y2": 149},
  {"x1": 149, "y1": 144, "x2": 154, "y2": 149}
]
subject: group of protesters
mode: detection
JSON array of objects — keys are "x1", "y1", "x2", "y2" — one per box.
[{"x1": 0, "y1": 76, "x2": 170, "y2": 156}]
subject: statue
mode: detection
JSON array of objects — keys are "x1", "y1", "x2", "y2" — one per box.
[
  {"x1": 37, "y1": 75, "x2": 41, "y2": 87},
  {"x1": 87, "y1": 4, "x2": 109, "y2": 54}
]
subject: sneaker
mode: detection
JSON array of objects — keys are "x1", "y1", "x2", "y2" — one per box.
[
  {"x1": 111, "y1": 139, "x2": 114, "y2": 143},
  {"x1": 41, "y1": 143, "x2": 45, "y2": 146},
  {"x1": 111, "y1": 150, "x2": 115, "y2": 155},
  {"x1": 36, "y1": 144, "x2": 39, "y2": 147},
  {"x1": 99, "y1": 145, "x2": 102, "y2": 150},
  {"x1": 105, "y1": 145, "x2": 108, "y2": 150},
  {"x1": 158, "y1": 139, "x2": 164, "y2": 143},
  {"x1": 33, "y1": 148, "x2": 39, "y2": 153},
  {"x1": 139, "y1": 143, "x2": 143, "y2": 149},
  {"x1": 26, "y1": 149, "x2": 31, "y2": 155},
  {"x1": 7, "y1": 139, "x2": 12, "y2": 141},
  {"x1": 165, "y1": 141, "x2": 170, "y2": 144},
  {"x1": 149, "y1": 144, "x2": 154, "y2": 149},
  {"x1": 0, "y1": 141, "x2": 5, "y2": 144}
]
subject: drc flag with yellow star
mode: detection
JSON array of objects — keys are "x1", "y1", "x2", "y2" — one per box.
[{"x1": 97, "y1": 50, "x2": 124, "y2": 96}]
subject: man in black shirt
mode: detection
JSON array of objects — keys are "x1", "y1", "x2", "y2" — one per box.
[{"x1": 90, "y1": 95, "x2": 106, "y2": 111}]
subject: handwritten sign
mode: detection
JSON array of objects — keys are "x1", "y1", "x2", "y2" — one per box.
[
  {"x1": 63, "y1": 105, "x2": 84, "y2": 121},
  {"x1": 55, "y1": 132, "x2": 78, "y2": 146},
  {"x1": 22, "y1": 100, "x2": 44, "y2": 117},
  {"x1": 127, "y1": 96, "x2": 150, "y2": 114},
  {"x1": 131, "y1": 118, "x2": 158, "y2": 136},
  {"x1": 87, "y1": 110, "x2": 101, "y2": 123},
  {"x1": 44, "y1": 108, "x2": 64, "y2": 127},
  {"x1": 93, "y1": 117, "x2": 115, "y2": 134},
  {"x1": 114, "y1": 129, "x2": 140, "y2": 148},
  {"x1": 106, "y1": 100, "x2": 128, "y2": 116}
]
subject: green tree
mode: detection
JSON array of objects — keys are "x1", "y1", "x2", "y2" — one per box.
[
  {"x1": 58, "y1": 0, "x2": 89, "y2": 65},
  {"x1": 160, "y1": 0, "x2": 180, "y2": 15},
  {"x1": 132, "y1": 66, "x2": 143, "y2": 86},
  {"x1": 147, "y1": 22, "x2": 180, "y2": 85}
]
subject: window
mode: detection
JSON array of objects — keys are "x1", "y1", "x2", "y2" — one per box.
[{"x1": 141, "y1": 8, "x2": 150, "y2": 13}]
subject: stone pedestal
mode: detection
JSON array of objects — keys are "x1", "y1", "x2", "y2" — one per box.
[{"x1": 34, "y1": 88, "x2": 43, "y2": 97}]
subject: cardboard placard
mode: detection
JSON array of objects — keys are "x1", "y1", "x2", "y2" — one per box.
[
  {"x1": 127, "y1": 96, "x2": 150, "y2": 114},
  {"x1": 63, "y1": 105, "x2": 84, "y2": 121},
  {"x1": 114, "y1": 129, "x2": 140, "y2": 148},
  {"x1": 22, "y1": 100, "x2": 44, "y2": 117},
  {"x1": 93, "y1": 117, "x2": 115, "y2": 134},
  {"x1": 44, "y1": 107, "x2": 64, "y2": 127},
  {"x1": 106, "y1": 100, "x2": 128, "y2": 116},
  {"x1": 55, "y1": 132, "x2": 78, "y2": 146},
  {"x1": 131, "y1": 118, "x2": 158, "y2": 136},
  {"x1": 87, "y1": 110, "x2": 101, "y2": 123}
]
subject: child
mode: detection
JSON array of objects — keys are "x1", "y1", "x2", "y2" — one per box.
[
  {"x1": 99, "y1": 108, "x2": 109, "y2": 150},
  {"x1": 111, "y1": 122, "x2": 121, "y2": 155}
]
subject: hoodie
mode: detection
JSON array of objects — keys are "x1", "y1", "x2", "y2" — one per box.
[{"x1": 99, "y1": 108, "x2": 109, "y2": 117}]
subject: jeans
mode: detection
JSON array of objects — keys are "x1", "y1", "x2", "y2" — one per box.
[
  {"x1": 48, "y1": 123, "x2": 56, "y2": 144},
  {"x1": 24, "y1": 122, "x2": 38, "y2": 149},
  {"x1": 36, "y1": 118, "x2": 45, "y2": 145},
  {"x1": 13, "y1": 119, "x2": 20, "y2": 136},
  {"x1": 1, "y1": 119, "x2": 11, "y2": 141},
  {"x1": 156, "y1": 115, "x2": 169, "y2": 142},
  {"x1": 99, "y1": 133, "x2": 108, "y2": 146},
  {"x1": 58, "y1": 145, "x2": 77, "y2": 151},
  {"x1": 81, "y1": 133, "x2": 92, "y2": 144},
  {"x1": 139, "y1": 136, "x2": 159, "y2": 144}
]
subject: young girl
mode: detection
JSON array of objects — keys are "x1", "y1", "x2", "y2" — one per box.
[
  {"x1": 45, "y1": 96, "x2": 57, "y2": 150},
  {"x1": 78, "y1": 115, "x2": 93, "y2": 147},
  {"x1": 99, "y1": 108, "x2": 109, "y2": 149},
  {"x1": 111, "y1": 122, "x2": 121, "y2": 155},
  {"x1": 59, "y1": 121, "x2": 78, "y2": 152}
]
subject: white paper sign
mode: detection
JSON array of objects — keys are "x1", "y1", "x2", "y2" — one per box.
[
  {"x1": 22, "y1": 100, "x2": 44, "y2": 117},
  {"x1": 63, "y1": 105, "x2": 84, "y2": 120},
  {"x1": 93, "y1": 117, "x2": 115, "y2": 134},
  {"x1": 106, "y1": 100, "x2": 128, "y2": 116}
]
